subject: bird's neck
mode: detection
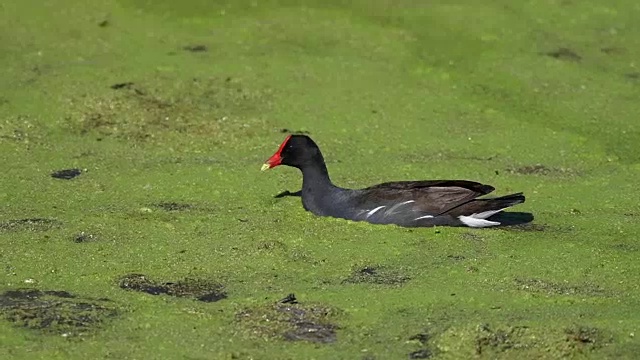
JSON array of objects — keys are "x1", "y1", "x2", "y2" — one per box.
[
  {"x1": 300, "y1": 158, "x2": 342, "y2": 216},
  {"x1": 300, "y1": 160, "x2": 333, "y2": 192}
]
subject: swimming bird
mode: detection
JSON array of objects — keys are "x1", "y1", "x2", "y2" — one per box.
[{"x1": 261, "y1": 135, "x2": 525, "y2": 228}]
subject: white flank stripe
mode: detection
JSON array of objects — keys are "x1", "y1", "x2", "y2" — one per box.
[
  {"x1": 387, "y1": 200, "x2": 415, "y2": 214},
  {"x1": 458, "y1": 215, "x2": 500, "y2": 228},
  {"x1": 354, "y1": 210, "x2": 367, "y2": 219},
  {"x1": 365, "y1": 206, "x2": 386, "y2": 218},
  {"x1": 414, "y1": 215, "x2": 435, "y2": 220}
]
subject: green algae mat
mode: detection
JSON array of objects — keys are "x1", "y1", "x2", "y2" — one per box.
[{"x1": 1, "y1": 1, "x2": 639, "y2": 358}]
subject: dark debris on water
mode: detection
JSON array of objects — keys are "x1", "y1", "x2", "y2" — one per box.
[
  {"x1": 237, "y1": 302, "x2": 340, "y2": 344},
  {"x1": 280, "y1": 128, "x2": 311, "y2": 135},
  {"x1": 152, "y1": 202, "x2": 193, "y2": 211},
  {"x1": 279, "y1": 293, "x2": 298, "y2": 304},
  {"x1": 409, "y1": 349, "x2": 433, "y2": 359},
  {"x1": 74, "y1": 232, "x2": 99, "y2": 243},
  {"x1": 543, "y1": 47, "x2": 582, "y2": 62},
  {"x1": 110, "y1": 82, "x2": 134, "y2": 90},
  {"x1": 183, "y1": 45, "x2": 208, "y2": 52},
  {"x1": 408, "y1": 332, "x2": 433, "y2": 359},
  {"x1": 51, "y1": 168, "x2": 82, "y2": 180},
  {"x1": 0, "y1": 218, "x2": 61, "y2": 232},
  {"x1": 342, "y1": 265, "x2": 410, "y2": 286},
  {"x1": 119, "y1": 274, "x2": 226, "y2": 302},
  {"x1": 0, "y1": 288, "x2": 118, "y2": 336}
]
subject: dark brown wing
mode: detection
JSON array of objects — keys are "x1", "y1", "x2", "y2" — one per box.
[
  {"x1": 365, "y1": 180, "x2": 494, "y2": 195},
  {"x1": 356, "y1": 180, "x2": 495, "y2": 215}
]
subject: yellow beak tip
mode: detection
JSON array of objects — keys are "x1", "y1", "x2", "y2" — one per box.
[{"x1": 261, "y1": 163, "x2": 271, "y2": 171}]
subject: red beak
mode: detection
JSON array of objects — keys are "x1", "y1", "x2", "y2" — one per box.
[{"x1": 261, "y1": 135, "x2": 291, "y2": 171}]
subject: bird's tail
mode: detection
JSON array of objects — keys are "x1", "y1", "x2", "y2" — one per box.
[
  {"x1": 476, "y1": 192, "x2": 525, "y2": 213},
  {"x1": 454, "y1": 192, "x2": 526, "y2": 227}
]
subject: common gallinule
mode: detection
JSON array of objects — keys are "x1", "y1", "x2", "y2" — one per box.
[{"x1": 262, "y1": 135, "x2": 525, "y2": 228}]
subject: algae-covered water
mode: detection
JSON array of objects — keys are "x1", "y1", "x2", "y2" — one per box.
[{"x1": 1, "y1": 0, "x2": 639, "y2": 358}]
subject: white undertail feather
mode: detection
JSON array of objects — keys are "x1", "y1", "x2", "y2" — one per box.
[
  {"x1": 458, "y1": 207, "x2": 507, "y2": 228},
  {"x1": 458, "y1": 216, "x2": 500, "y2": 228}
]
